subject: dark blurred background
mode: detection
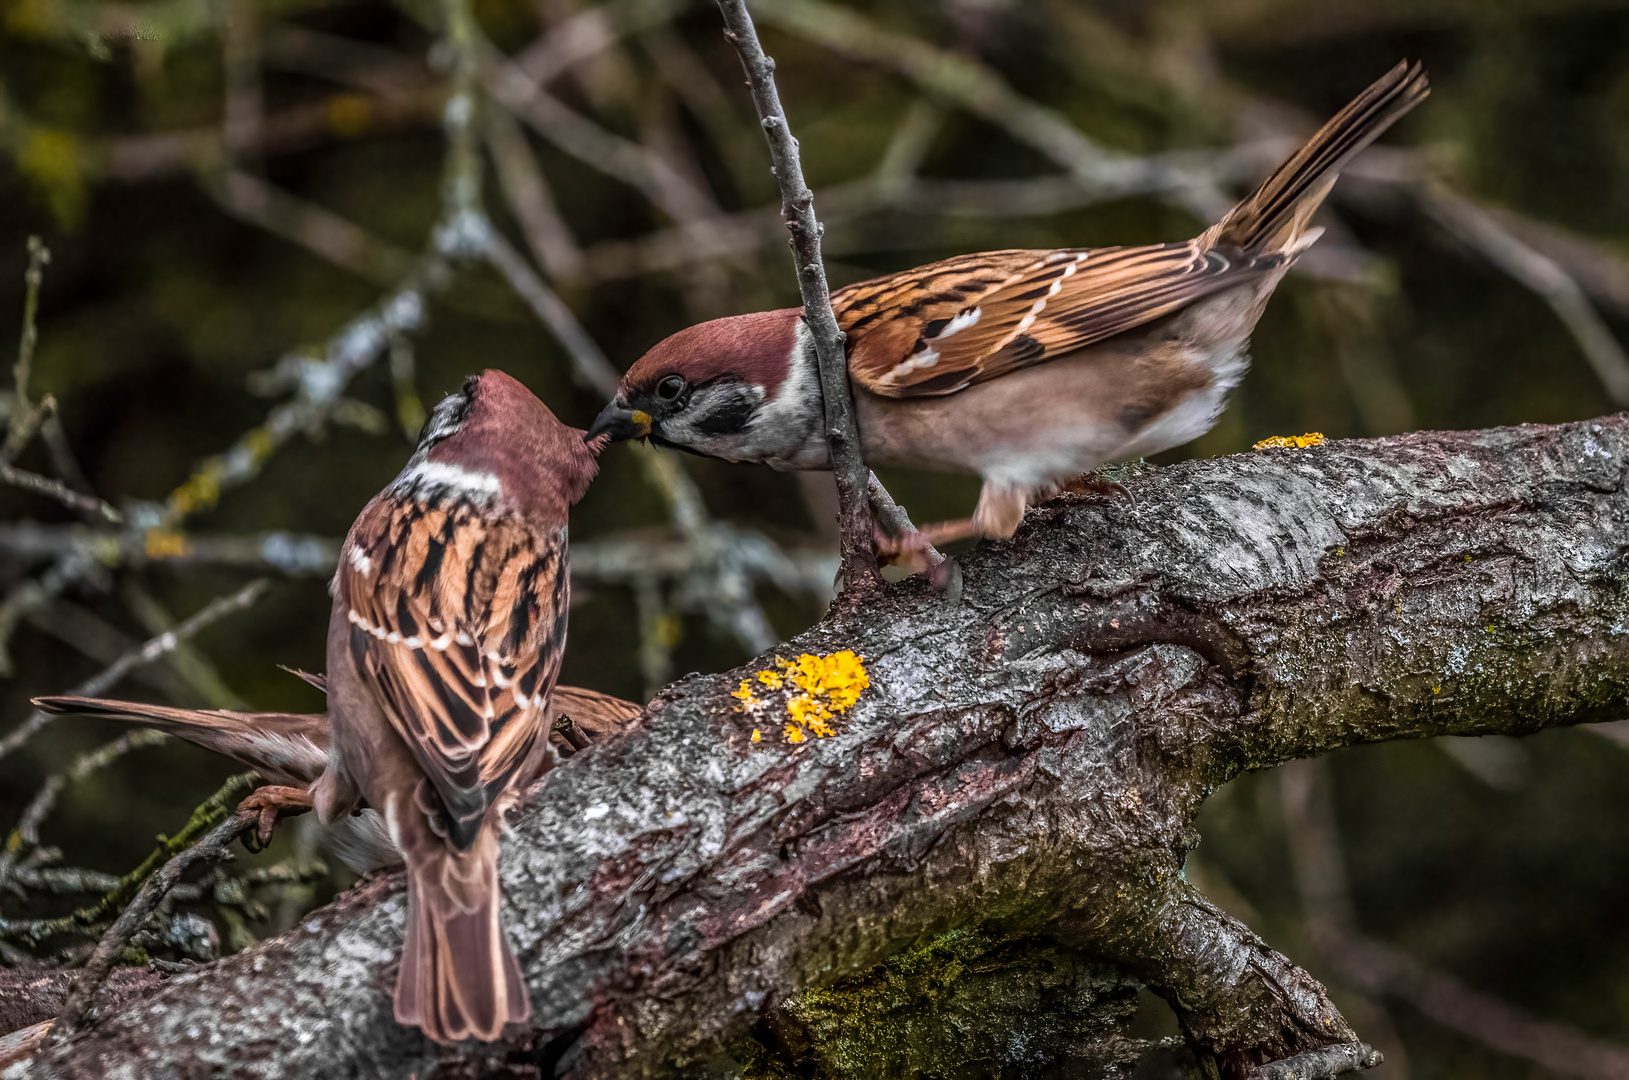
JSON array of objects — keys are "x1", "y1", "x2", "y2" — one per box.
[{"x1": 3, "y1": 0, "x2": 1629, "y2": 1075}]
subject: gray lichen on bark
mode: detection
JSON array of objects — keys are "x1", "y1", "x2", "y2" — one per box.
[{"x1": 24, "y1": 416, "x2": 1629, "y2": 1080}]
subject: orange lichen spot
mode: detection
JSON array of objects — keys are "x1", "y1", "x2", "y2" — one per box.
[
  {"x1": 737, "y1": 651, "x2": 870, "y2": 745},
  {"x1": 144, "y1": 529, "x2": 188, "y2": 559},
  {"x1": 327, "y1": 94, "x2": 374, "y2": 137},
  {"x1": 751, "y1": 729, "x2": 761, "y2": 743},
  {"x1": 786, "y1": 651, "x2": 869, "y2": 711},
  {"x1": 1253, "y1": 432, "x2": 1325, "y2": 450}
]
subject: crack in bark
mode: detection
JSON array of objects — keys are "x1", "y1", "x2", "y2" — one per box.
[{"x1": 22, "y1": 417, "x2": 1629, "y2": 1079}]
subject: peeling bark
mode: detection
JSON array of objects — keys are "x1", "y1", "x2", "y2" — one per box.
[{"x1": 22, "y1": 417, "x2": 1629, "y2": 1080}]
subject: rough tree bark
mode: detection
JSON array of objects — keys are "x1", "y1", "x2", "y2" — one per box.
[{"x1": 19, "y1": 416, "x2": 1629, "y2": 1080}]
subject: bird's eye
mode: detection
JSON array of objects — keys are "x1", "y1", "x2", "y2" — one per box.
[{"x1": 656, "y1": 375, "x2": 686, "y2": 402}]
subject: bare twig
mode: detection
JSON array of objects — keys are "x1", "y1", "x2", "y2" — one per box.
[
  {"x1": 0, "y1": 462, "x2": 121, "y2": 523},
  {"x1": 0, "y1": 522, "x2": 339, "y2": 575},
  {"x1": 0, "y1": 579, "x2": 268, "y2": 763},
  {"x1": 867, "y1": 472, "x2": 942, "y2": 567},
  {"x1": 1, "y1": 773, "x2": 258, "y2": 953},
  {"x1": 0, "y1": 553, "x2": 92, "y2": 677},
  {"x1": 6, "y1": 236, "x2": 50, "y2": 462},
  {"x1": 514, "y1": 0, "x2": 684, "y2": 87},
  {"x1": 102, "y1": 94, "x2": 441, "y2": 183},
  {"x1": 210, "y1": 169, "x2": 416, "y2": 284},
  {"x1": 1421, "y1": 185, "x2": 1629, "y2": 405},
  {"x1": 122, "y1": 582, "x2": 249, "y2": 710},
  {"x1": 479, "y1": 42, "x2": 717, "y2": 224},
  {"x1": 716, "y1": 0, "x2": 879, "y2": 595},
  {"x1": 220, "y1": 0, "x2": 262, "y2": 167},
  {"x1": 387, "y1": 334, "x2": 425, "y2": 440},
  {"x1": 484, "y1": 103, "x2": 584, "y2": 282},
  {"x1": 481, "y1": 226, "x2": 619, "y2": 397},
  {"x1": 1250, "y1": 1043, "x2": 1383, "y2": 1080},
  {"x1": 752, "y1": 0, "x2": 1183, "y2": 194},
  {"x1": 51, "y1": 811, "x2": 253, "y2": 1040},
  {"x1": 1279, "y1": 757, "x2": 1629, "y2": 1078},
  {"x1": 0, "y1": 730, "x2": 170, "y2": 894}
]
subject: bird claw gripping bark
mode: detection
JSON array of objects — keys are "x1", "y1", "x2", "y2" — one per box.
[
  {"x1": 1058, "y1": 474, "x2": 1136, "y2": 506},
  {"x1": 236, "y1": 785, "x2": 315, "y2": 850},
  {"x1": 873, "y1": 525, "x2": 937, "y2": 573}
]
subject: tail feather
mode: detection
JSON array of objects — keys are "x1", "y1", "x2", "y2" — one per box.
[
  {"x1": 395, "y1": 824, "x2": 530, "y2": 1044},
  {"x1": 30, "y1": 696, "x2": 328, "y2": 787},
  {"x1": 1213, "y1": 60, "x2": 1429, "y2": 254}
]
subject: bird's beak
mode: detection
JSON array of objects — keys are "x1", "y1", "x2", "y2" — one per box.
[{"x1": 585, "y1": 399, "x2": 651, "y2": 443}]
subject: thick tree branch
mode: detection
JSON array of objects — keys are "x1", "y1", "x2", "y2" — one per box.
[
  {"x1": 23, "y1": 416, "x2": 1629, "y2": 1079},
  {"x1": 716, "y1": 0, "x2": 880, "y2": 596}
]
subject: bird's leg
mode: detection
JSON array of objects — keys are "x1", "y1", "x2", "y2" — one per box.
[
  {"x1": 237, "y1": 785, "x2": 315, "y2": 849},
  {"x1": 875, "y1": 484, "x2": 1029, "y2": 584},
  {"x1": 550, "y1": 714, "x2": 593, "y2": 758}
]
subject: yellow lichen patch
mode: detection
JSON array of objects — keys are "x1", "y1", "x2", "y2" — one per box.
[
  {"x1": 735, "y1": 650, "x2": 870, "y2": 744},
  {"x1": 144, "y1": 529, "x2": 188, "y2": 559},
  {"x1": 1253, "y1": 432, "x2": 1326, "y2": 450},
  {"x1": 751, "y1": 729, "x2": 761, "y2": 743}
]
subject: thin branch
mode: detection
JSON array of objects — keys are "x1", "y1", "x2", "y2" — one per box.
[
  {"x1": 50, "y1": 811, "x2": 254, "y2": 1040},
  {"x1": 100, "y1": 94, "x2": 440, "y2": 183},
  {"x1": 1279, "y1": 757, "x2": 1629, "y2": 1078},
  {"x1": 220, "y1": 0, "x2": 263, "y2": 167},
  {"x1": 209, "y1": 169, "x2": 416, "y2": 284},
  {"x1": 0, "y1": 522, "x2": 339, "y2": 576},
  {"x1": 0, "y1": 730, "x2": 170, "y2": 896},
  {"x1": 0, "y1": 579, "x2": 267, "y2": 764},
  {"x1": 514, "y1": 0, "x2": 685, "y2": 87},
  {"x1": 484, "y1": 103, "x2": 584, "y2": 282},
  {"x1": 1421, "y1": 185, "x2": 1629, "y2": 405},
  {"x1": 479, "y1": 42, "x2": 717, "y2": 224},
  {"x1": 867, "y1": 471, "x2": 941, "y2": 567},
  {"x1": 0, "y1": 553, "x2": 92, "y2": 677},
  {"x1": 716, "y1": 0, "x2": 879, "y2": 595},
  {"x1": 122, "y1": 582, "x2": 249, "y2": 710},
  {"x1": 751, "y1": 0, "x2": 1173, "y2": 190},
  {"x1": 5, "y1": 237, "x2": 50, "y2": 463},
  {"x1": 481, "y1": 226, "x2": 619, "y2": 397},
  {"x1": 0, "y1": 773, "x2": 259, "y2": 953},
  {"x1": 0, "y1": 462, "x2": 121, "y2": 523}
]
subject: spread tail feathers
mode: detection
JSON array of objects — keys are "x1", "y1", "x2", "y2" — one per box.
[
  {"x1": 1211, "y1": 60, "x2": 1429, "y2": 255},
  {"x1": 394, "y1": 822, "x2": 530, "y2": 1044}
]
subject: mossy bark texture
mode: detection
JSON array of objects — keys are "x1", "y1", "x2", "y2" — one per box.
[{"x1": 27, "y1": 417, "x2": 1629, "y2": 1080}]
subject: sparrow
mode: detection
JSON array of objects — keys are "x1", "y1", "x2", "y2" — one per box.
[
  {"x1": 587, "y1": 62, "x2": 1429, "y2": 568},
  {"x1": 140, "y1": 369, "x2": 603, "y2": 1044},
  {"x1": 31, "y1": 682, "x2": 641, "y2": 875}
]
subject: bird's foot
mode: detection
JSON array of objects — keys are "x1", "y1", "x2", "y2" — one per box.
[
  {"x1": 873, "y1": 526, "x2": 939, "y2": 577},
  {"x1": 874, "y1": 527, "x2": 962, "y2": 598},
  {"x1": 237, "y1": 784, "x2": 315, "y2": 850},
  {"x1": 550, "y1": 714, "x2": 593, "y2": 758},
  {"x1": 1058, "y1": 474, "x2": 1135, "y2": 505}
]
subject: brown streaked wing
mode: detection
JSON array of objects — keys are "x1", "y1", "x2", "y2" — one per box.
[
  {"x1": 338, "y1": 498, "x2": 566, "y2": 843},
  {"x1": 838, "y1": 242, "x2": 1284, "y2": 399}
]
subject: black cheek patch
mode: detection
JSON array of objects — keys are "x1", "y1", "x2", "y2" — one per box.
[{"x1": 691, "y1": 391, "x2": 760, "y2": 436}]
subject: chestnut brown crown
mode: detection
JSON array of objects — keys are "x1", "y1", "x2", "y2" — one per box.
[
  {"x1": 410, "y1": 369, "x2": 601, "y2": 518},
  {"x1": 586, "y1": 309, "x2": 802, "y2": 447}
]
